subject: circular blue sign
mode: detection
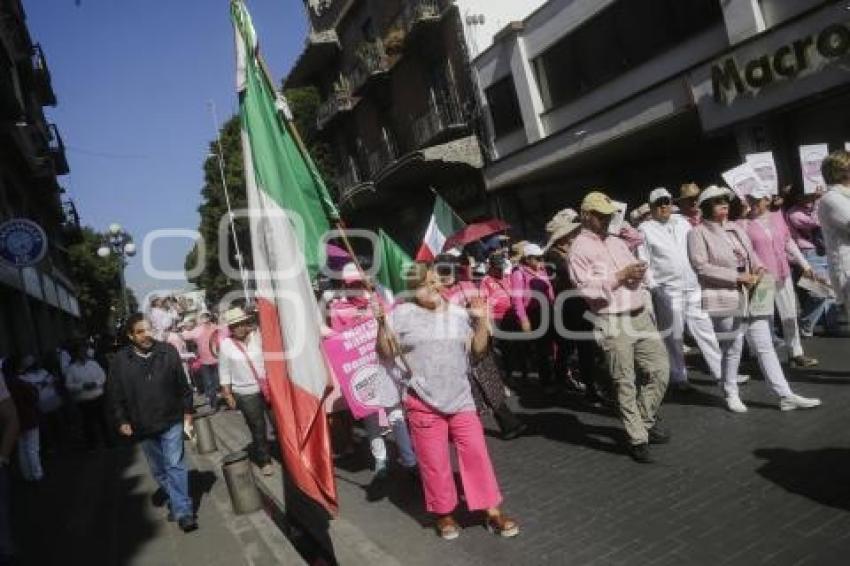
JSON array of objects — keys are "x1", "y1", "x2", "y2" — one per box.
[{"x1": 0, "y1": 219, "x2": 48, "y2": 267}]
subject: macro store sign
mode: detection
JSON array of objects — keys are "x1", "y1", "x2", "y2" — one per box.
[{"x1": 690, "y1": 3, "x2": 850, "y2": 131}]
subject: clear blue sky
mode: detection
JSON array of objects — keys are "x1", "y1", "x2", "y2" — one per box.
[{"x1": 24, "y1": 0, "x2": 306, "y2": 301}]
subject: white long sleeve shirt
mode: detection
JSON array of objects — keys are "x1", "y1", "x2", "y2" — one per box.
[
  {"x1": 219, "y1": 332, "x2": 266, "y2": 396},
  {"x1": 638, "y1": 215, "x2": 699, "y2": 291},
  {"x1": 65, "y1": 360, "x2": 106, "y2": 402},
  {"x1": 819, "y1": 185, "x2": 850, "y2": 300}
]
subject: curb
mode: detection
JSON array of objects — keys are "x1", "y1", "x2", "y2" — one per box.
[{"x1": 208, "y1": 410, "x2": 403, "y2": 566}]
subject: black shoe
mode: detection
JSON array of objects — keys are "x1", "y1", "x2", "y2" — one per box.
[
  {"x1": 648, "y1": 425, "x2": 671, "y2": 445},
  {"x1": 501, "y1": 423, "x2": 527, "y2": 441},
  {"x1": 178, "y1": 516, "x2": 198, "y2": 533},
  {"x1": 628, "y1": 443, "x2": 653, "y2": 464},
  {"x1": 365, "y1": 468, "x2": 389, "y2": 502}
]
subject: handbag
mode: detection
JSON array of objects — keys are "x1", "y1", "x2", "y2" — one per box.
[
  {"x1": 747, "y1": 273, "x2": 776, "y2": 318},
  {"x1": 230, "y1": 338, "x2": 270, "y2": 402}
]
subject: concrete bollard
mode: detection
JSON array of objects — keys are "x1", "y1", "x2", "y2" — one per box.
[
  {"x1": 193, "y1": 412, "x2": 218, "y2": 454},
  {"x1": 222, "y1": 451, "x2": 263, "y2": 515}
]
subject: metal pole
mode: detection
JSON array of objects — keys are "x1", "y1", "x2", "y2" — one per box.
[
  {"x1": 118, "y1": 255, "x2": 130, "y2": 317},
  {"x1": 208, "y1": 100, "x2": 251, "y2": 303}
]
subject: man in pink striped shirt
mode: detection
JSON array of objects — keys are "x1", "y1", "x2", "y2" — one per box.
[{"x1": 568, "y1": 191, "x2": 670, "y2": 464}]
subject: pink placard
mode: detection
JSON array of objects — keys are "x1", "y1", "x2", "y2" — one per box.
[{"x1": 321, "y1": 317, "x2": 382, "y2": 419}]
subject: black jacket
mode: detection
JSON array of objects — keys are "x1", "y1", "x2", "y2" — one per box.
[{"x1": 106, "y1": 342, "x2": 193, "y2": 437}]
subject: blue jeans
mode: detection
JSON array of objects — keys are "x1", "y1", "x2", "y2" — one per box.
[
  {"x1": 799, "y1": 249, "x2": 840, "y2": 333},
  {"x1": 140, "y1": 422, "x2": 193, "y2": 520},
  {"x1": 364, "y1": 408, "x2": 417, "y2": 469},
  {"x1": 199, "y1": 364, "x2": 220, "y2": 409},
  {"x1": 0, "y1": 466, "x2": 11, "y2": 563}
]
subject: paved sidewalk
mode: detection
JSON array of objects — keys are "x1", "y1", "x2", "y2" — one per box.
[
  {"x1": 10, "y1": 439, "x2": 302, "y2": 565},
  {"x1": 213, "y1": 336, "x2": 850, "y2": 565}
]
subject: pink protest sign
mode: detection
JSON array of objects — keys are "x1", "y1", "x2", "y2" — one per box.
[{"x1": 321, "y1": 317, "x2": 382, "y2": 419}]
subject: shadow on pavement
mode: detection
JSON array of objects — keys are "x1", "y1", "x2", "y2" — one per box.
[
  {"x1": 11, "y1": 446, "x2": 158, "y2": 566},
  {"x1": 486, "y1": 411, "x2": 622, "y2": 454},
  {"x1": 754, "y1": 448, "x2": 850, "y2": 511}
]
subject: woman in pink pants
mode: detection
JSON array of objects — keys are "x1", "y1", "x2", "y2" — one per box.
[{"x1": 376, "y1": 262, "x2": 519, "y2": 540}]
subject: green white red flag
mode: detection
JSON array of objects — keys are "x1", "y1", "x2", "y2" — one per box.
[
  {"x1": 415, "y1": 194, "x2": 466, "y2": 261},
  {"x1": 232, "y1": 0, "x2": 337, "y2": 516}
]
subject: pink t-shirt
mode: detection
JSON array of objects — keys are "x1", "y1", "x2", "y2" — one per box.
[
  {"x1": 480, "y1": 275, "x2": 512, "y2": 322},
  {"x1": 181, "y1": 323, "x2": 218, "y2": 365}
]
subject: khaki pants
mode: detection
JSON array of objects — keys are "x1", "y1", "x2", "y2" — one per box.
[{"x1": 594, "y1": 308, "x2": 670, "y2": 445}]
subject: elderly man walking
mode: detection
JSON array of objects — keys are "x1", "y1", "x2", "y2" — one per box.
[
  {"x1": 107, "y1": 313, "x2": 197, "y2": 533},
  {"x1": 569, "y1": 191, "x2": 670, "y2": 463},
  {"x1": 819, "y1": 150, "x2": 850, "y2": 319},
  {"x1": 638, "y1": 188, "x2": 722, "y2": 392}
]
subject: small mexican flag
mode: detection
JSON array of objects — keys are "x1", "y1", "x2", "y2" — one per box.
[
  {"x1": 375, "y1": 229, "x2": 412, "y2": 295},
  {"x1": 415, "y1": 194, "x2": 466, "y2": 261}
]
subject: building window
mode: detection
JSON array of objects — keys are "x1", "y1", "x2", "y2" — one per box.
[
  {"x1": 485, "y1": 76, "x2": 523, "y2": 138},
  {"x1": 534, "y1": 0, "x2": 722, "y2": 111}
]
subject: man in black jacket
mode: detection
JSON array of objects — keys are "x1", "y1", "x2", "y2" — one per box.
[{"x1": 107, "y1": 313, "x2": 197, "y2": 532}]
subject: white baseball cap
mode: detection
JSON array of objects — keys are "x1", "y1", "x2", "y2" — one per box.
[
  {"x1": 649, "y1": 187, "x2": 672, "y2": 204},
  {"x1": 697, "y1": 185, "x2": 735, "y2": 206},
  {"x1": 523, "y1": 243, "x2": 544, "y2": 258}
]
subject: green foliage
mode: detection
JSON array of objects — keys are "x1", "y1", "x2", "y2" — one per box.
[
  {"x1": 67, "y1": 227, "x2": 138, "y2": 335},
  {"x1": 185, "y1": 86, "x2": 338, "y2": 301}
]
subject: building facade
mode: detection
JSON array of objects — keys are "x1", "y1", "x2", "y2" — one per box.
[
  {"x1": 287, "y1": 0, "x2": 544, "y2": 251},
  {"x1": 1, "y1": 0, "x2": 81, "y2": 356},
  {"x1": 473, "y1": 0, "x2": 850, "y2": 241}
]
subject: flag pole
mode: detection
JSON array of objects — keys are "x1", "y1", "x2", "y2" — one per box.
[{"x1": 251, "y1": 45, "x2": 416, "y2": 374}]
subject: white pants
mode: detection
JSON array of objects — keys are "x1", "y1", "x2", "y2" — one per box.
[
  {"x1": 775, "y1": 277, "x2": 803, "y2": 358},
  {"x1": 712, "y1": 316, "x2": 793, "y2": 399},
  {"x1": 653, "y1": 286, "x2": 722, "y2": 383},
  {"x1": 17, "y1": 428, "x2": 43, "y2": 482}
]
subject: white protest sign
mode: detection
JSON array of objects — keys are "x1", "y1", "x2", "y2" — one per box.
[
  {"x1": 722, "y1": 163, "x2": 763, "y2": 198},
  {"x1": 745, "y1": 152, "x2": 778, "y2": 195},
  {"x1": 607, "y1": 201, "x2": 627, "y2": 234},
  {"x1": 799, "y1": 144, "x2": 829, "y2": 194}
]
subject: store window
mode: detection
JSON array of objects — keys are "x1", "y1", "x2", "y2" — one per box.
[
  {"x1": 534, "y1": 0, "x2": 723, "y2": 111},
  {"x1": 485, "y1": 76, "x2": 524, "y2": 139}
]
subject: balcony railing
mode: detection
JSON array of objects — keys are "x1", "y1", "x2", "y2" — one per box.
[
  {"x1": 31, "y1": 44, "x2": 56, "y2": 106},
  {"x1": 348, "y1": 40, "x2": 390, "y2": 95},
  {"x1": 367, "y1": 142, "x2": 397, "y2": 178},
  {"x1": 48, "y1": 123, "x2": 69, "y2": 175},
  {"x1": 316, "y1": 89, "x2": 355, "y2": 130},
  {"x1": 401, "y1": 0, "x2": 442, "y2": 31},
  {"x1": 412, "y1": 96, "x2": 465, "y2": 149}
]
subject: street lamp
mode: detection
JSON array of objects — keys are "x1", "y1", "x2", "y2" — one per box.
[{"x1": 96, "y1": 223, "x2": 136, "y2": 319}]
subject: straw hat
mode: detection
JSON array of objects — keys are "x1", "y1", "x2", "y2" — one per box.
[
  {"x1": 581, "y1": 191, "x2": 618, "y2": 215},
  {"x1": 545, "y1": 209, "x2": 582, "y2": 250},
  {"x1": 222, "y1": 307, "x2": 252, "y2": 327}
]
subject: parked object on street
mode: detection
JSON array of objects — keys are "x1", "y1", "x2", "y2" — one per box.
[{"x1": 222, "y1": 450, "x2": 263, "y2": 515}]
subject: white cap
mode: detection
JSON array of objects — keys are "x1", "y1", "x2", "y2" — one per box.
[
  {"x1": 697, "y1": 185, "x2": 735, "y2": 205},
  {"x1": 523, "y1": 243, "x2": 544, "y2": 257},
  {"x1": 649, "y1": 187, "x2": 672, "y2": 204}
]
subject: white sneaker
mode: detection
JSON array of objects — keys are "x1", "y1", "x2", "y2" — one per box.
[
  {"x1": 726, "y1": 395, "x2": 748, "y2": 413},
  {"x1": 779, "y1": 394, "x2": 822, "y2": 411},
  {"x1": 736, "y1": 374, "x2": 750, "y2": 384}
]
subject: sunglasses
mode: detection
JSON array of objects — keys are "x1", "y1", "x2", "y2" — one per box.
[{"x1": 653, "y1": 198, "x2": 672, "y2": 207}]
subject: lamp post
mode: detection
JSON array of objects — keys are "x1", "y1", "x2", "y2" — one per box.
[{"x1": 97, "y1": 223, "x2": 136, "y2": 319}]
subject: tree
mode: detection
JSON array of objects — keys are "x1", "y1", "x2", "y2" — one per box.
[
  {"x1": 67, "y1": 227, "x2": 138, "y2": 336},
  {"x1": 185, "y1": 86, "x2": 338, "y2": 300}
]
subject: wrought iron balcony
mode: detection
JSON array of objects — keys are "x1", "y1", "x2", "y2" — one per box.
[
  {"x1": 401, "y1": 0, "x2": 442, "y2": 31},
  {"x1": 366, "y1": 142, "x2": 397, "y2": 178},
  {"x1": 31, "y1": 43, "x2": 56, "y2": 106},
  {"x1": 348, "y1": 40, "x2": 390, "y2": 96},
  {"x1": 412, "y1": 96, "x2": 466, "y2": 149},
  {"x1": 316, "y1": 89, "x2": 355, "y2": 131},
  {"x1": 48, "y1": 123, "x2": 69, "y2": 175}
]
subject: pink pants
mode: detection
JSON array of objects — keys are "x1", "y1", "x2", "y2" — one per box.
[{"x1": 404, "y1": 394, "x2": 502, "y2": 515}]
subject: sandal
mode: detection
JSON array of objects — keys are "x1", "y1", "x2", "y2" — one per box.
[
  {"x1": 435, "y1": 515, "x2": 461, "y2": 540},
  {"x1": 485, "y1": 512, "x2": 519, "y2": 538}
]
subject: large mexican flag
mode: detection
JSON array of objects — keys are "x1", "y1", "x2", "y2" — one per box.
[{"x1": 232, "y1": 0, "x2": 337, "y2": 516}]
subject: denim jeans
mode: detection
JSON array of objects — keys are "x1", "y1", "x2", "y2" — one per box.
[
  {"x1": 799, "y1": 249, "x2": 840, "y2": 333},
  {"x1": 364, "y1": 408, "x2": 417, "y2": 470},
  {"x1": 199, "y1": 364, "x2": 220, "y2": 409},
  {"x1": 0, "y1": 466, "x2": 12, "y2": 562},
  {"x1": 140, "y1": 422, "x2": 193, "y2": 520},
  {"x1": 234, "y1": 392, "x2": 272, "y2": 466}
]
